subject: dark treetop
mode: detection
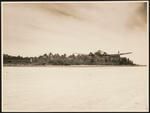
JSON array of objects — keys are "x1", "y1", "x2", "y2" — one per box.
[{"x1": 3, "y1": 50, "x2": 135, "y2": 66}]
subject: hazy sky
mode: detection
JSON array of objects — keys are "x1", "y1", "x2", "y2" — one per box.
[{"x1": 2, "y1": 2, "x2": 148, "y2": 65}]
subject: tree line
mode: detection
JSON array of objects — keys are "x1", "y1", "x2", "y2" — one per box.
[{"x1": 3, "y1": 50, "x2": 134, "y2": 65}]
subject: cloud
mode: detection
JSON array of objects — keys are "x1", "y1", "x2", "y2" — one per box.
[
  {"x1": 25, "y1": 3, "x2": 83, "y2": 20},
  {"x1": 138, "y1": 3, "x2": 147, "y2": 23},
  {"x1": 127, "y1": 2, "x2": 147, "y2": 31}
]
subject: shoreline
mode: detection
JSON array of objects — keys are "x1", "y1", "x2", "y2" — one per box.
[{"x1": 3, "y1": 64, "x2": 146, "y2": 67}]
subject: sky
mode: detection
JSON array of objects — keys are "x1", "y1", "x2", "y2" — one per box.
[{"x1": 2, "y1": 2, "x2": 148, "y2": 65}]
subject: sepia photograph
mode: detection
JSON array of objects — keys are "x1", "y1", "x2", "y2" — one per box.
[{"x1": 1, "y1": 1, "x2": 149, "y2": 112}]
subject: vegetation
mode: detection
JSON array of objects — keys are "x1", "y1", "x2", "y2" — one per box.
[{"x1": 3, "y1": 50, "x2": 134, "y2": 65}]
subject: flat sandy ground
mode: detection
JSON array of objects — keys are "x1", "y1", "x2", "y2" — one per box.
[{"x1": 2, "y1": 66, "x2": 149, "y2": 112}]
